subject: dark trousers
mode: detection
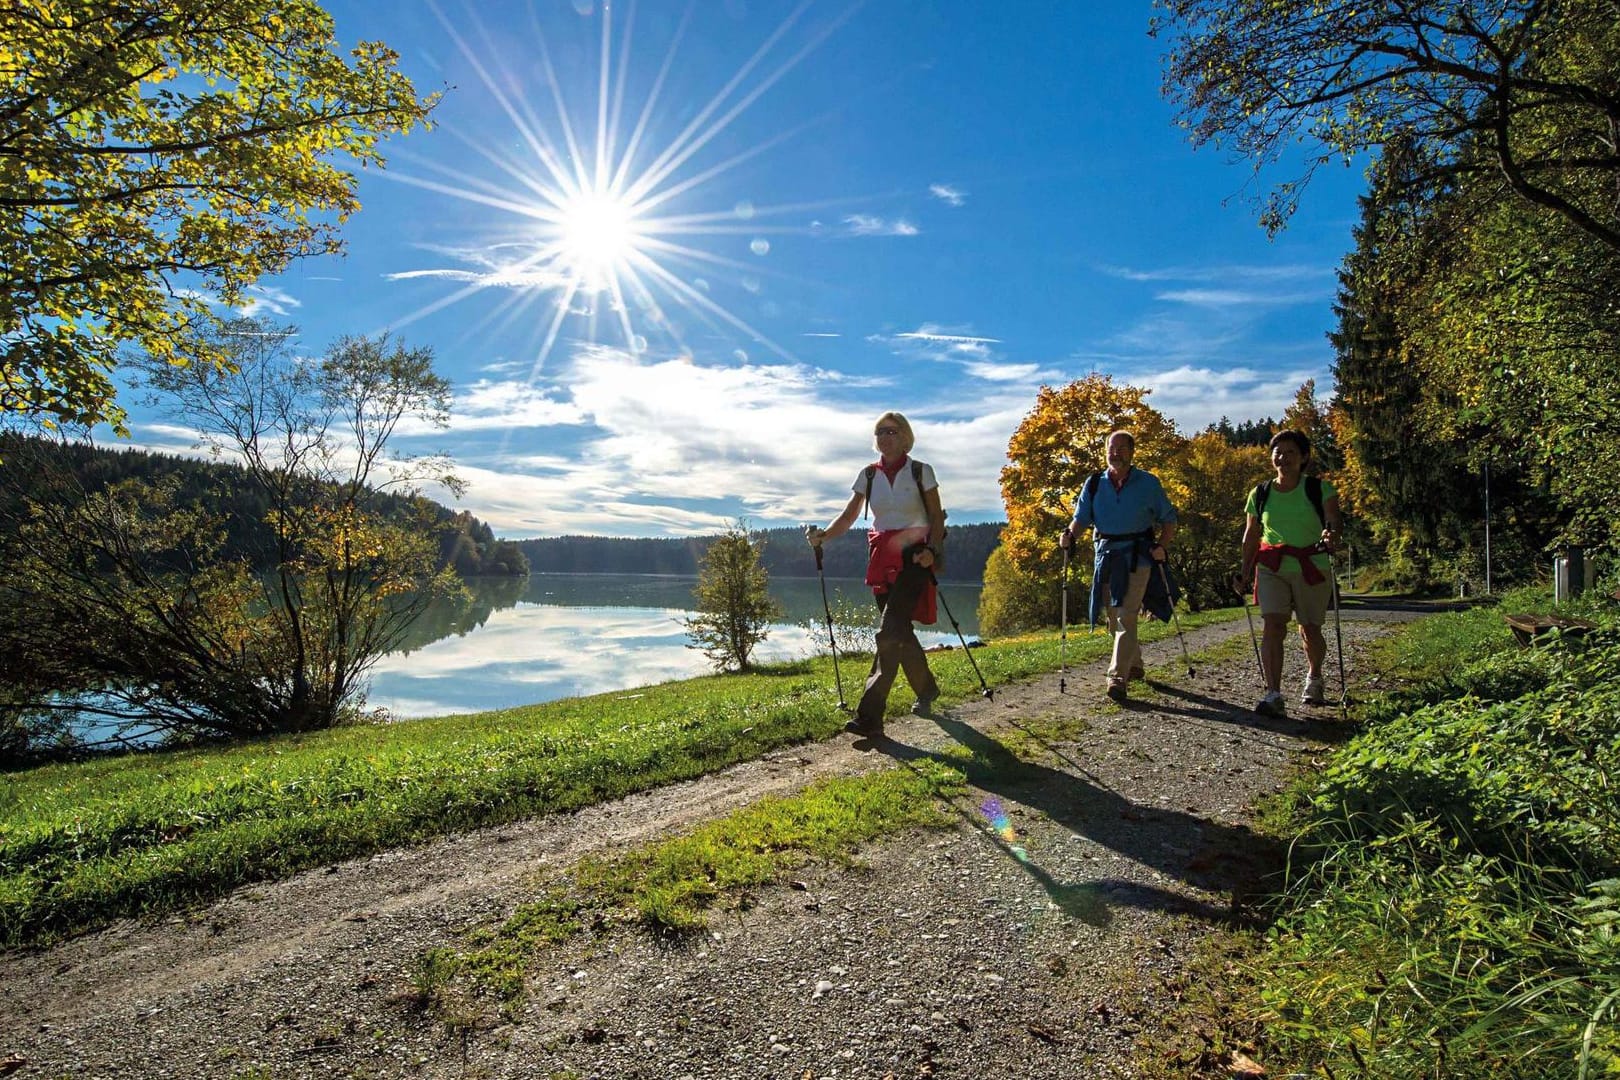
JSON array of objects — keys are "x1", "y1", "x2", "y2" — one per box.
[{"x1": 855, "y1": 560, "x2": 940, "y2": 725}]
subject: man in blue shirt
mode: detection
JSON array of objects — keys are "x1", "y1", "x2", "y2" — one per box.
[{"x1": 1059, "y1": 430, "x2": 1179, "y2": 701}]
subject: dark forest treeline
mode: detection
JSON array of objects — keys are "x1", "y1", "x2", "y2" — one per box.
[
  {"x1": 516, "y1": 521, "x2": 1003, "y2": 582},
  {"x1": 0, "y1": 435, "x2": 528, "y2": 578},
  {"x1": 1204, "y1": 416, "x2": 1277, "y2": 448}
]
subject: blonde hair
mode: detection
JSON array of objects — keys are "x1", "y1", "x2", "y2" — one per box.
[{"x1": 873, "y1": 411, "x2": 916, "y2": 454}]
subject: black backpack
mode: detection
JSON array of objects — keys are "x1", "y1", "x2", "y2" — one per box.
[
  {"x1": 1082, "y1": 470, "x2": 1103, "y2": 504},
  {"x1": 862, "y1": 459, "x2": 947, "y2": 571},
  {"x1": 1252, "y1": 475, "x2": 1326, "y2": 526}
]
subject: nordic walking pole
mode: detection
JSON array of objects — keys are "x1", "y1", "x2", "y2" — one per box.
[
  {"x1": 1155, "y1": 559, "x2": 1193, "y2": 678},
  {"x1": 1234, "y1": 570, "x2": 1266, "y2": 688},
  {"x1": 928, "y1": 566, "x2": 992, "y2": 700},
  {"x1": 810, "y1": 537, "x2": 848, "y2": 710},
  {"x1": 1059, "y1": 541, "x2": 1070, "y2": 694},
  {"x1": 1329, "y1": 549, "x2": 1348, "y2": 721}
]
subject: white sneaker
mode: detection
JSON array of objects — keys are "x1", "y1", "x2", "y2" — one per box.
[
  {"x1": 1255, "y1": 690, "x2": 1287, "y2": 717},
  {"x1": 1302, "y1": 676, "x2": 1327, "y2": 705}
]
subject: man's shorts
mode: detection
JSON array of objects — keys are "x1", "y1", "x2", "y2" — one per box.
[{"x1": 1256, "y1": 563, "x2": 1331, "y2": 626}]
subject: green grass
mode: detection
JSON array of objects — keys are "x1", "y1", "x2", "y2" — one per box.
[
  {"x1": 0, "y1": 605, "x2": 1240, "y2": 948},
  {"x1": 1362, "y1": 587, "x2": 1527, "y2": 688}
]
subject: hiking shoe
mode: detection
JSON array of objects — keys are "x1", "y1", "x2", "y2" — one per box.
[
  {"x1": 844, "y1": 718, "x2": 883, "y2": 738},
  {"x1": 1129, "y1": 665, "x2": 1146, "y2": 682},
  {"x1": 1301, "y1": 675, "x2": 1327, "y2": 706},
  {"x1": 912, "y1": 696, "x2": 937, "y2": 718},
  {"x1": 1105, "y1": 679, "x2": 1129, "y2": 703},
  {"x1": 1255, "y1": 690, "x2": 1287, "y2": 717}
]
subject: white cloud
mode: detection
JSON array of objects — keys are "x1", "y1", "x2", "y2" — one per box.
[
  {"x1": 895, "y1": 328, "x2": 1001, "y2": 346},
  {"x1": 1156, "y1": 288, "x2": 1331, "y2": 308},
  {"x1": 1135, "y1": 364, "x2": 1319, "y2": 433},
  {"x1": 436, "y1": 380, "x2": 588, "y2": 433},
  {"x1": 842, "y1": 214, "x2": 920, "y2": 237},
  {"x1": 237, "y1": 285, "x2": 301, "y2": 318},
  {"x1": 385, "y1": 267, "x2": 576, "y2": 290},
  {"x1": 1099, "y1": 262, "x2": 1336, "y2": 284},
  {"x1": 963, "y1": 361, "x2": 1042, "y2": 383},
  {"x1": 929, "y1": 183, "x2": 967, "y2": 207},
  {"x1": 404, "y1": 338, "x2": 1043, "y2": 536},
  {"x1": 872, "y1": 325, "x2": 1054, "y2": 383}
]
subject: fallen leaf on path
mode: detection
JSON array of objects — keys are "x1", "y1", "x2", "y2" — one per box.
[{"x1": 1229, "y1": 1050, "x2": 1266, "y2": 1076}]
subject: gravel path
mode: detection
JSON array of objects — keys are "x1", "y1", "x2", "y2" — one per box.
[{"x1": 0, "y1": 612, "x2": 1412, "y2": 1079}]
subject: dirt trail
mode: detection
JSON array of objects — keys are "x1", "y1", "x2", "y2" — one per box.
[{"x1": 0, "y1": 613, "x2": 1412, "y2": 1079}]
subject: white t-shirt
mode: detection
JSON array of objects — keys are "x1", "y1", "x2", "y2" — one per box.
[{"x1": 853, "y1": 459, "x2": 937, "y2": 531}]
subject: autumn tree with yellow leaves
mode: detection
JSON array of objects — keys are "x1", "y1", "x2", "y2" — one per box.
[
  {"x1": 1, "y1": 0, "x2": 437, "y2": 433},
  {"x1": 982, "y1": 377, "x2": 1183, "y2": 635}
]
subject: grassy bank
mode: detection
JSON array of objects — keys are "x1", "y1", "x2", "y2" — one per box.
[
  {"x1": 1143, "y1": 589, "x2": 1620, "y2": 1079},
  {"x1": 0, "y1": 608, "x2": 1237, "y2": 949}
]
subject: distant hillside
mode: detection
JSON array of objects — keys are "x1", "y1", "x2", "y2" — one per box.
[
  {"x1": 0, "y1": 435, "x2": 527, "y2": 578},
  {"x1": 514, "y1": 521, "x2": 1004, "y2": 582}
]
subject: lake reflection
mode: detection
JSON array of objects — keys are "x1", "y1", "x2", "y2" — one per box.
[{"x1": 366, "y1": 573, "x2": 981, "y2": 719}]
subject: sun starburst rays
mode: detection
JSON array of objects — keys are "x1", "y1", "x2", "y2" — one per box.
[{"x1": 385, "y1": 0, "x2": 858, "y2": 379}]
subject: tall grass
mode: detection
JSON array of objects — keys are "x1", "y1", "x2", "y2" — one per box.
[{"x1": 1253, "y1": 598, "x2": 1620, "y2": 1079}]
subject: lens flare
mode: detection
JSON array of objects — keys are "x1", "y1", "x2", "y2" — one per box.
[{"x1": 980, "y1": 796, "x2": 1030, "y2": 863}]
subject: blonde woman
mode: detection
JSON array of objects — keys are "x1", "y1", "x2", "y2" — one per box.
[{"x1": 806, "y1": 411, "x2": 944, "y2": 739}]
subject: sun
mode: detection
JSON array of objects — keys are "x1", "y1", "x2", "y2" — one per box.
[
  {"x1": 556, "y1": 190, "x2": 641, "y2": 278},
  {"x1": 383, "y1": 2, "x2": 854, "y2": 375}
]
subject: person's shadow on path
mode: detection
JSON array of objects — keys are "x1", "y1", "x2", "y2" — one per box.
[
  {"x1": 861, "y1": 711, "x2": 1287, "y2": 929},
  {"x1": 1138, "y1": 680, "x2": 1357, "y2": 746}
]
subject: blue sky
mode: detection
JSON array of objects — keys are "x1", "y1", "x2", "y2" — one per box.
[{"x1": 132, "y1": 1, "x2": 1367, "y2": 538}]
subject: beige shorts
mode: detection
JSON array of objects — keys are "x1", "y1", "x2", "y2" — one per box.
[{"x1": 1256, "y1": 563, "x2": 1331, "y2": 626}]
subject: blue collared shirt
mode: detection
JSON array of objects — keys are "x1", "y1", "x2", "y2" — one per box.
[{"x1": 1071, "y1": 467, "x2": 1177, "y2": 538}]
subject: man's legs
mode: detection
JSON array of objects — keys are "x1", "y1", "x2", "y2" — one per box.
[{"x1": 1104, "y1": 565, "x2": 1151, "y2": 691}]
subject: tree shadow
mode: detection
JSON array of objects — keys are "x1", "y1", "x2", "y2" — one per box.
[{"x1": 866, "y1": 714, "x2": 1287, "y2": 929}]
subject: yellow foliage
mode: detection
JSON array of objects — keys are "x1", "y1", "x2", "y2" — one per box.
[
  {"x1": 1159, "y1": 432, "x2": 1269, "y2": 605},
  {"x1": 998, "y1": 375, "x2": 1184, "y2": 579}
]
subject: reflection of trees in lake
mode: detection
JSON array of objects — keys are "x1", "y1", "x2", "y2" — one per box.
[
  {"x1": 391, "y1": 576, "x2": 528, "y2": 655},
  {"x1": 386, "y1": 574, "x2": 982, "y2": 659}
]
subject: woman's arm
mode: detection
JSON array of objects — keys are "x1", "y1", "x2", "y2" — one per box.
[
  {"x1": 806, "y1": 492, "x2": 864, "y2": 546},
  {"x1": 1322, "y1": 495, "x2": 1342, "y2": 549},
  {"x1": 918, "y1": 485, "x2": 946, "y2": 569},
  {"x1": 1239, "y1": 513, "x2": 1261, "y2": 584}
]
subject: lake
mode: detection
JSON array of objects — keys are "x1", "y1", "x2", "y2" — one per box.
[{"x1": 365, "y1": 573, "x2": 983, "y2": 719}]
